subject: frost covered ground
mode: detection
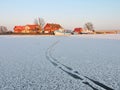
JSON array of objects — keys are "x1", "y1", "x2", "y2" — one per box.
[{"x1": 0, "y1": 34, "x2": 120, "y2": 90}]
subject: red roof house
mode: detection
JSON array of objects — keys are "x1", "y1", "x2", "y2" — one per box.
[
  {"x1": 44, "y1": 23, "x2": 62, "y2": 34},
  {"x1": 14, "y1": 26, "x2": 25, "y2": 33},
  {"x1": 14, "y1": 24, "x2": 41, "y2": 33},
  {"x1": 73, "y1": 28, "x2": 83, "y2": 34},
  {"x1": 24, "y1": 24, "x2": 40, "y2": 33}
]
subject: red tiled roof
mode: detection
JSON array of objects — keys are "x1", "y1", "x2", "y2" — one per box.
[
  {"x1": 44, "y1": 23, "x2": 62, "y2": 31},
  {"x1": 74, "y1": 28, "x2": 83, "y2": 33},
  {"x1": 25, "y1": 24, "x2": 39, "y2": 30}
]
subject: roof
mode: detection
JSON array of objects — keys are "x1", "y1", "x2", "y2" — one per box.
[
  {"x1": 44, "y1": 23, "x2": 62, "y2": 30},
  {"x1": 14, "y1": 24, "x2": 40, "y2": 31},
  {"x1": 25, "y1": 24, "x2": 39, "y2": 30}
]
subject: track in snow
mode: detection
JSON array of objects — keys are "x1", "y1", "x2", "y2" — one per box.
[{"x1": 45, "y1": 40, "x2": 114, "y2": 90}]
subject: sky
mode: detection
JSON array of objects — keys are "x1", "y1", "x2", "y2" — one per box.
[{"x1": 0, "y1": 0, "x2": 120, "y2": 30}]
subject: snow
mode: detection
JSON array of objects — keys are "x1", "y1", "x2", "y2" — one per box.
[{"x1": 0, "y1": 34, "x2": 120, "y2": 90}]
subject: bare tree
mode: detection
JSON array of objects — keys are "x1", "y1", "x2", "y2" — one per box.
[
  {"x1": 84, "y1": 22, "x2": 94, "y2": 31},
  {"x1": 0, "y1": 26, "x2": 8, "y2": 33},
  {"x1": 34, "y1": 18, "x2": 38, "y2": 25},
  {"x1": 34, "y1": 17, "x2": 45, "y2": 28},
  {"x1": 38, "y1": 18, "x2": 45, "y2": 28},
  {"x1": 34, "y1": 17, "x2": 45, "y2": 33}
]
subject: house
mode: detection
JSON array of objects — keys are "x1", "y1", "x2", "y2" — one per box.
[
  {"x1": 14, "y1": 26, "x2": 25, "y2": 33},
  {"x1": 44, "y1": 23, "x2": 62, "y2": 34},
  {"x1": 24, "y1": 24, "x2": 41, "y2": 33},
  {"x1": 72, "y1": 28, "x2": 83, "y2": 34},
  {"x1": 14, "y1": 24, "x2": 41, "y2": 33}
]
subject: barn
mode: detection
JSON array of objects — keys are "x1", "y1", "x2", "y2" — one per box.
[
  {"x1": 44, "y1": 23, "x2": 62, "y2": 34},
  {"x1": 14, "y1": 26, "x2": 25, "y2": 33},
  {"x1": 72, "y1": 28, "x2": 83, "y2": 34},
  {"x1": 14, "y1": 24, "x2": 41, "y2": 34}
]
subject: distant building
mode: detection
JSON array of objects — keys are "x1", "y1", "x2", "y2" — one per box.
[
  {"x1": 44, "y1": 23, "x2": 62, "y2": 34},
  {"x1": 24, "y1": 24, "x2": 41, "y2": 33},
  {"x1": 14, "y1": 24, "x2": 41, "y2": 33},
  {"x1": 14, "y1": 26, "x2": 25, "y2": 33},
  {"x1": 72, "y1": 28, "x2": 83, "y2": 34},
  {"x1": 14, "y1": 23, "x2": 62, "y2": 34}
]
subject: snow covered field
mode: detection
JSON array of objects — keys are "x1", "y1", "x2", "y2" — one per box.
[{"x1": 0, "y1": 34, "x2": 120, "y2": 90}]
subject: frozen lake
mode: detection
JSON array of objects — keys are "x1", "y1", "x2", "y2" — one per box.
[{"x1": 0, "y1": 34, "x2": 120, "y2": 90}]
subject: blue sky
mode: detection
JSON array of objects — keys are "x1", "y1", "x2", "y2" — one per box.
[{"x1": 0, "y1": 0, "x2": 120, "y2": 30}]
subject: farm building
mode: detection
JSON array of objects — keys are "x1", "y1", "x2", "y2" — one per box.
[
  {"x1": 14, "y1": 24, "x2": 41, "y2": 33},
  {"x1": 44, "y1": 23, "x2": 62, "y2": 34},
  {"x1": 14, "y1": 23, "x2": 62, "y2": 34},
  {"x1": 14, "y1": 26, "x2": 25, "y2": 33},
  {"x1": 72, "y1": 28, "x2": 83, "y2": 34}
]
